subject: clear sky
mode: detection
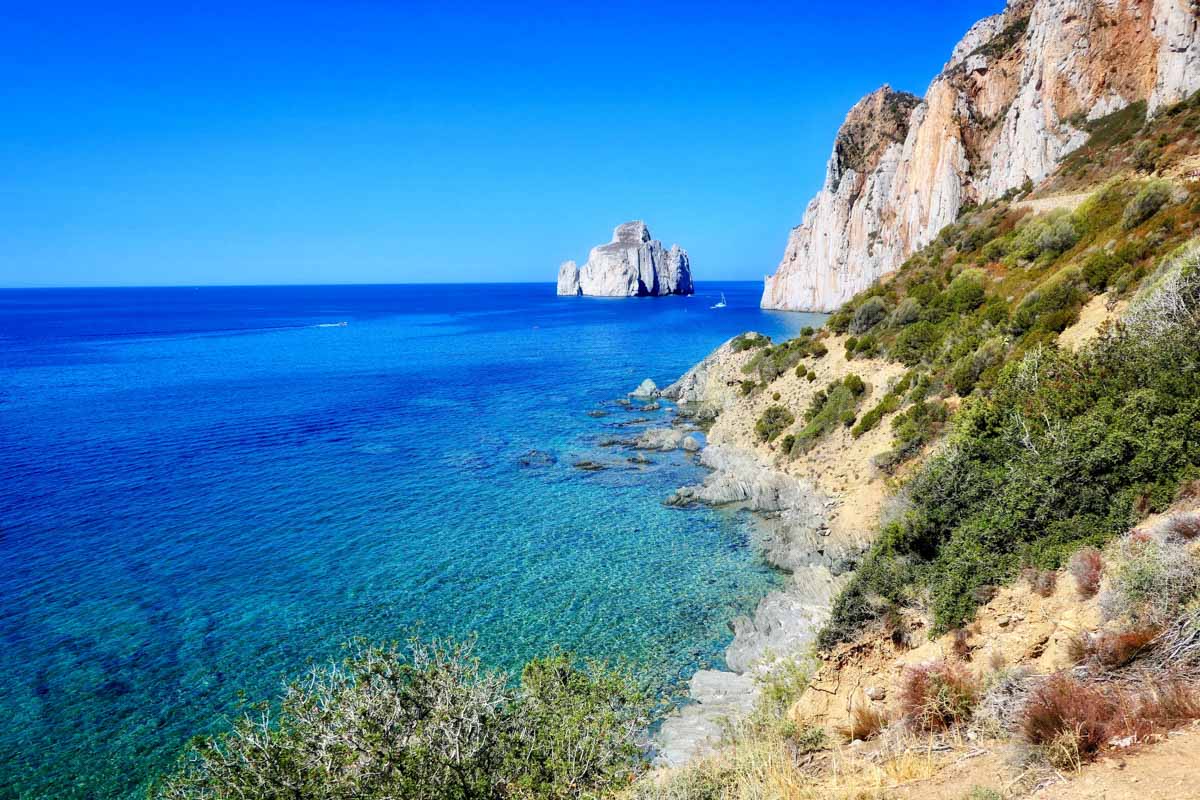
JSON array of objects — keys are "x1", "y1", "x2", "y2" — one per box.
[{"x1": 2, "y1": 1, "x2": 1002, "y2": 287}]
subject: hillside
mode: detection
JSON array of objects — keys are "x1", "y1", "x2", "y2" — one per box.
[
  {"x1": 633, "y1": 84, "x2": 1200, "y2": 800},
  {"x1": 762, "y1": 0, "x2": 1200, "y2": 312}
]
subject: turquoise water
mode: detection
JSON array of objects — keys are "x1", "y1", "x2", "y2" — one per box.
[{"x1": 0, "y1": 283, "x2": 821, "y2": 798}]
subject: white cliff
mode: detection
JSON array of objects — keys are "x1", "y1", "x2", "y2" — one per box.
[
  {"x1": 556, "y1": 221, "x2": 694, "y2": 297},
  {"x1": 763, "y1": 0, "x2": 1200, "y2": 312}
]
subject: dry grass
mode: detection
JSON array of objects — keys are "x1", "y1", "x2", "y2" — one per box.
[
  {"x1": 1067, "y1": 547, "x2": 1103, "y2": 598},
  {"x1": 1021, "y1": 672, "x2": 1200, "y2": 769},
  {"x1": 1022, "y1": 568, "x2": 1058, "y2": 598},
  {"x1": 838, "y1": 702, "x2": 888, "y2": 742},
  {"x1": 632, "y1": 738, "x2": 940, "y2": 800},
  {"x1": 900, "y1": 661, "x2": 980, "y2": 732},
  {"x1": 1160, "y1": 510, "x2": 1200, "y2": 542},
  {"x1": 1021, "y1": 674, "x2": 1114, "y2": 766}
]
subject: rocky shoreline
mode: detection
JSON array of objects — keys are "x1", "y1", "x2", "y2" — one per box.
[
  {"x1": 653, "y1": 441, "x2": 859, "y2": 766},
  {"x1": 607, "y1": 343, "x2": 868, "y2": 766}
]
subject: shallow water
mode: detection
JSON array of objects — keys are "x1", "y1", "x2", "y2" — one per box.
[{"x1": 0, "y1": 283, "x2": 822, "y2": 798}]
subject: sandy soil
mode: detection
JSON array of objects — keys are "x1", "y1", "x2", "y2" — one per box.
[
  {"x1": 702, "y1": 333, "x2": 908, "y2": 547},
  {"x1": 1058, "y1": 292, "x2": 1127, "y2": 351}
]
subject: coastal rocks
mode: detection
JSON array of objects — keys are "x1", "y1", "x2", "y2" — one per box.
[
  {"x1": 572, "y1": 460, "x2": 607, "y2": 472},
  {"x1": 630, "y1": 378, "x2": 659, "y2": 398},
  {"x1": 661, "y1": 334, "x2": 760, "y2": 415},
  {"x1": 635, "y1": 428, "x2": 689, "y2": 451},
  {"x1": 556, "y1": 261, "x2": 581, "y2": 296},
  {"x1": 556, "y1": 222, "x2": 694, "y2": 297},
  {"x1": 654, "y1": 670, "x2": 758, "y2": 767},
  {"x1": 656, "y1": 442, "x2": 852, "y2": 763},
  {"x1": 681, "y1": 435, "x2": 701, "y2": 453},
  {"x1": 761, "y1": 0, "x2": 1200, "y2": 312},
  {"x1": 725, "y1": 565, "x2": 850, "y2": 673}
]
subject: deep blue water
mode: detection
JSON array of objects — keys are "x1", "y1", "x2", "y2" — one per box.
[{"x1": 0, "y1": 283, "x2": 821, "y2": 799}]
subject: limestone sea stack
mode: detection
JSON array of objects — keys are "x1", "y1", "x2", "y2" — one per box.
[
  {"x1": 557, "y1": 221, "x2": 694, "y2": 297},
  {"x1": 761, "y1": 0, "x2": 1200, "y2": 312}
]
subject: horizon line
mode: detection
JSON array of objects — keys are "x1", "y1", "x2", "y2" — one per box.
[{"x1": 0, "y1": 278, "x2": 769, "y2": 291}]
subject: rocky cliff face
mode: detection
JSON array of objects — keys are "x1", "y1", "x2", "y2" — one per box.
[
  {"x1": 762, "y1": 0, "x2": 1200, "y2": 312},
  {"x1": 557, "y1": 221, "x2": 694, "y2": 297}
]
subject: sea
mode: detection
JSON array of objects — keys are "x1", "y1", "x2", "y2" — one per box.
[{"x1": 0, "y1": 282, "x2": 822, "y2": 798}]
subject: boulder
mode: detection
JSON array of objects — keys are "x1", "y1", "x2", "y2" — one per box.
[{"x1": 630, "y1": 378, "x2": 659, "y2": 398}]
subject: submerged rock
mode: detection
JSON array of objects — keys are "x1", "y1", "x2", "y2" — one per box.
[
  {"x1": 639, "y1": 402, "x2": 661, "y2": 412},
  {"x1": 572, "y1": 460, "x2": 608, "y2": 472},
  {"x1": 586, "y1": 409, "x2": 609, "y2": 418},
  {"x1": 518, "y1": 449, "x2": 556, "y2": 468}
]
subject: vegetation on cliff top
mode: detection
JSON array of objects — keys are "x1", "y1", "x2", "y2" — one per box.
[{"x1": 812, "y1": 92, "x2": 1200, "y2": 644}]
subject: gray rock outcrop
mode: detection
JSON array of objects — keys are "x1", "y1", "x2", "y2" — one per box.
[
  {"x1": 556, "y1": 261, "x2": 581, "y2": 296},
  {"x1": 556, "y1": 221, "x2": 694, "y2": 297}
]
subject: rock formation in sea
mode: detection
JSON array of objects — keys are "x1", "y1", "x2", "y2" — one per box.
[
  {"x1": 761, "y1": 0, "x2": 1200, "y2": 312},
  {"x1": 557, "y1": 221, "x2": 694, "y2": 297}
]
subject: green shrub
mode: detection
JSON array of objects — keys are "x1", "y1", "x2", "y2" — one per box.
[
  {"x1": 1082, "y1": 250, "x2": 1124, "y2": 290},
  {"x1": 891, "y1": 321, "x2": 941, "y2": 366},
  {"x1": 852, "y1": 393, "x2": 901, "y2": 439},
  {"x1": 825, "y1": 245, "x2": 1200, "y2": 641},
  {"x1": 947, "y1": 338, "x2": 1006, "y2": 396},
  {"x1": 731, "y1": 333, "x2": 769, "y2": 352},
  {"x1": 1010, "y1": 273, "x2": 1086, "y2": 335},
  {"x1": 1132, "y1": 140, "x2": 1160, "y2": 173},
  {"x1": 153, "y1": 637, "x2": 648, "y2": 800},
  {"x1": 850, "y1": 296, "x2": 888, "y2": 333},
  {"x1": 790, "y1": 381, "x2": 863, "y2": 453},
  {"x1": 943, "y1": 270, "x2": 986, "y2": 313},
  {"x1": 755, "y1": 405, "x2": 795, "y2": 443},
  {"x1": 1121, "y1": 180, "x2": 1174, "y2": 230},
  {"x1": 843, "y1": 374, "x2": 866, "y2": 396},
  {"x1": 890, "y1": 296, "x2": 922, "y2": 326}
]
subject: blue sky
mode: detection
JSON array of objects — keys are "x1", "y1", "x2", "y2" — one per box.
[{"x1": 1, "y1": 1, "x2": 1001, "y2": 287}]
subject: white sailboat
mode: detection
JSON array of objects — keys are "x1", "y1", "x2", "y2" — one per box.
[{"x1": 711, "y1": 292, "x2": 727, "y2": 309}]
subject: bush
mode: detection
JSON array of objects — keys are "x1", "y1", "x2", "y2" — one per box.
[
  {"x1": 891, "y1": 321, "x2": 940, "y2": 366},
  {"x1": 1068, "y1": 547, "x2": 1103, "y2": 598},
  {"x1": 843, "y1": 373, "x2": 866, "y2": 396},
  {"x1": 851, "y1": 296, "x2": 888, "y2": 333},
  {"x1": 755, "y1": 405, "x2": 795, "y2": 443},
  {"x1": 153, "y1": 637, "x2": 648, "y2": 800},
  {"x1": 1161, "y1": 510, "x2": 1200, "y2": 541},
  {"x1": 1132, "y1": 140, "x2": 1160, "y2": 173},
  {"x1": 1022, "y1": 568, "x2": 1057, "y2": 598},
  {"x1": 1021, "y1": 674, "x2": 1114, "y2": 767},
  {"x1": 900, "y1": 661, "x2": 980, "y2": 731},
  {"x1": 731, "y1": 333, "x2": 769, "y2": 352},
  {"x1": 1082, "y1": 250, "x2": 1124, "y2": 290},
  {"x1": 838, "y1": 702, "x2": 888, "y2": 742},
  {"x1": 790, "y1": 380, "x2": 863, "y2": 453},
  {"x1": 890, "y1": 296, "x2": 922, "y2": 326},
  {"x1": 1077, "y1": 626, "x2": 1159, "y2": 668},
  {"x1": 1100, "y1": 533, "x2": 1200, "y2": 625},
  {"x1": 947, "y1": 338, "x2": 1006, "y2": 396},
  {"x1": 943, "y1": 270, "x2": 986, "y2": 313},
  {"x1": 1121, "y1": 181, "x2": 1173, "y2": 230}
]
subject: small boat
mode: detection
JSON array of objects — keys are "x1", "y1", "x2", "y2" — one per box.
[{"x1": 711, "y1": 292, "x2": 727, "y2": 309}]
